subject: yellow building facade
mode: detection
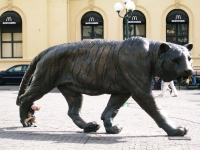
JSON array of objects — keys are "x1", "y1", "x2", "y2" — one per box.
[{"x1": 0, "y1": 0, "x2": 200, "y2": 71}]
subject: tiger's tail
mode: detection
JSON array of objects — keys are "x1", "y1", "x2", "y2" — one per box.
[{"x1": 16, "y1": 50, "x2": 47, "y2": 106}]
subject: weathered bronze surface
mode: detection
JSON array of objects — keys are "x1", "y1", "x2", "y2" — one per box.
[{"x1": 16, "y1": 37, "x2": 193, "y2": 136}]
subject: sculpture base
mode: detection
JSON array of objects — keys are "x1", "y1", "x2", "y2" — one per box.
[{"x1": 168, "y1": 136, "x2": 191, "y2": 140}]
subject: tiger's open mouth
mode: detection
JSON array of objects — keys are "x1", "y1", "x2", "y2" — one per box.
[{"x1": 177, "y1": 76, "x2": 189, "y2": 86}]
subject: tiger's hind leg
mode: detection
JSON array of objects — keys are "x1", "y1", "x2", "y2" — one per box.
[
  {"x1": 57, "y1": 85, "x2": 100, "y2": 133},
  {"x1": 101, "y1": 93, "x2": 131, "y2": 134},
  {"x1": 18, "y1": 85, "x2": 46, "y2": 127}
]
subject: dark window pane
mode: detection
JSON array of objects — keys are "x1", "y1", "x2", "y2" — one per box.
[
  {"x1": 94, "y1": 26, "x2": 103, "y2": 38},
  {"x1": 135, "y1": 24, "x2": 145, "y2": 35},
  {"x1": 82, "y1": 26, "x2": 92, "y2": 37},
  {"x1": 166, "y1": 37, "x2": 177, "y2": 43},
  {"x1": 178, "y1": 24, "x2": 188, "y2": 35},
  {"x1": 177, "y1": 37, "x2": 188, "y2": 45},
  {"x1": 125, "y1": 24, "x2": 146, "y2": 38},
  {"x1": 166, "y1": 24, "x2": 176, "y2": 35}
]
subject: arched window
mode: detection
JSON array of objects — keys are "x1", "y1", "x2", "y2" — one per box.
[
  {"x1": 123, "y1": 10, "x2": 146, "y2": 39},
  {"x1": 166, "y1": 9, "x2": 189, "y2": 45},
  {"x1": 0, "y1": 11, "x2": 22, "y2": 58},
  {"x1": 81, "y1": 11, "x2": 103, "y2": 40}
]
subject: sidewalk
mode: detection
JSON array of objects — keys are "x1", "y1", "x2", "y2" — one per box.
[{"x1": 0, "y1": 85, "x2": 200, "y2": 150}]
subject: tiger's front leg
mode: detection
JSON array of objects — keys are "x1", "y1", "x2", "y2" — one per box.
[
  {"x1": 132, "y1": 91, "x2": 187, "y2": 136},
  {"x1": 57, "y1": 85, "x2": 100, "y2": 133},
  {"x1": 101, "y1": 93, "x2": 131, "y2": 134}
]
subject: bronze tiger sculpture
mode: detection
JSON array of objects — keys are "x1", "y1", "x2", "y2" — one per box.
[{"x1": 16, "y1": 37, "x2": 193, "y2": 136}]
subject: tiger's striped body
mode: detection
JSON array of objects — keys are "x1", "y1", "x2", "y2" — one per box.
[{"x1": 16, "y1": 37, "x2": 193, "y2": 136}]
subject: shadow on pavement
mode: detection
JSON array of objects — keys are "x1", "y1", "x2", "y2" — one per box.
[{"x1": 0, "y1": 126, "x2": 167, "y2": 144}]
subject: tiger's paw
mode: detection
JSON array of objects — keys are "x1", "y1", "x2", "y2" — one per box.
[
  {"x1": 105, "y1": 125, "x2": 123, "y2": 134},
  {"x1": 167, "y1": 126, "x2": 188, "y2": 136},
  {"x1": 84, "y1": 121, "x2": 100, "y2": 133}
]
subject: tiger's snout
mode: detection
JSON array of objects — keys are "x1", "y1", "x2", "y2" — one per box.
[{"x1": 185, "y1": 68, "x2": 193, "y2": 76}]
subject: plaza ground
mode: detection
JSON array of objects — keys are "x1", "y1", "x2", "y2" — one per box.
[{"x1": 0, "y1": 85, "x2": 199, "y2": 150}]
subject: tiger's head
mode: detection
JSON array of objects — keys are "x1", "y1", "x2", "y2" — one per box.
[{"x1": 156, "y1": 42, "x2": 193, "y2": 86}]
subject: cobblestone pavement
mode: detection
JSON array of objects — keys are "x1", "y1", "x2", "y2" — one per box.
[{"x1": 0, "y1": 85, "x2": 200, "y2": 150}]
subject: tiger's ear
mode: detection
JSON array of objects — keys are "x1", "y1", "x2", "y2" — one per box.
[
  {"x1": 159, "y1": 43, "x2": 170, "y2": 52},
  {"x1": 184, "y1": 43, "x2": 193, "y2": 51}
]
